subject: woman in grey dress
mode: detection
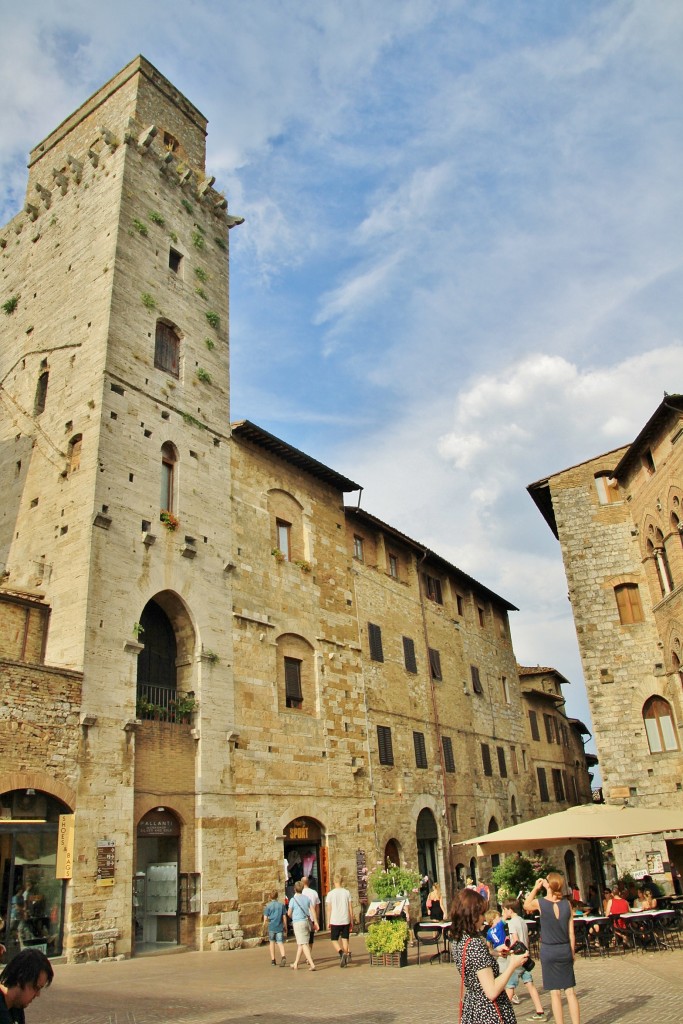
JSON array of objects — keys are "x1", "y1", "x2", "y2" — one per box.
[{"x1": 524, "y1": 873, "x2": 580, "y2": 1024}]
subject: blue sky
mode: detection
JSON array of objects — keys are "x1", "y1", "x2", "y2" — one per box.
[{"x1": 3, "y1": 1, "x2": 683, "y2": 760}]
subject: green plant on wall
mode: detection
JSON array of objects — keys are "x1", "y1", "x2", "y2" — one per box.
[
  {"x1": 141, "y1": 292, "x2": 156, "y2": 310},
  {"x1": 203, "y1": 649, "x2": 220, "y2": 665},
  {"x1": 148, "y1": 211, "x2": 165, "y2": 226},
  {"x1": 294, "y1": 560, "x2": 311, "y2": 573},
  {"x1": 205, "y1": 310, "x2": 220, "y2": 329},
  {"x1": 160, "y1": 509, "x2": 179, "y2": 531},
  {"x1": 132, "y1": 218, "x2": 148, "y2": 236},
  {"x1": 2, "y1": 296, "x2": 19, "y2": 315},
  {"x1": 214, "y1": 236, "x2": 227, "y2": 250},
  {"x1": 194, "y1": 266, "x2": 208, "y2": 282},
  {"x1": 191, "y1": 230, "x2": 205, "y2": 250},
  {"x1": 181, "y1": 198, "x2": 194, "y2": 215},
  {"x1": 195, "y1": 287, "x2": 207, "y2": 300},
  {"x1": 196, "y1": 368, "x2": 212, "y2": 384},
  {"x1": 169, "y1": 231, "x2": 178, "y2": 244},
  {"x1": 204, "y1": 337, "x2": 215, "y2": 351},
  {"x1": 132, "y1": 622, "x2": 145, "y2": 639}
]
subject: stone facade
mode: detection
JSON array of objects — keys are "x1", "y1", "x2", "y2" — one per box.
[
  {"x1": 0, "y1": 57, "x2": 595, "y2": 963},
  {"x1": 528, "y1": 396, "x2": 683, "y2": 891}
]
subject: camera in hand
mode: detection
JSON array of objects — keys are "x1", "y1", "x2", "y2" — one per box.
[{"x1": 510, "y1": 940, "x2": 535, "y2": 972}]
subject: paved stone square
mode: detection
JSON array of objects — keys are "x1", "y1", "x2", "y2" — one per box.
[{"x1": 30, "y1": 935, "x2": 683, "y2": 1024}]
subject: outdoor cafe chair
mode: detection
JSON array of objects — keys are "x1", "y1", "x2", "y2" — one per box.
[{"x1": 415, "y1": 923, "x2": 446, "y2": 965}]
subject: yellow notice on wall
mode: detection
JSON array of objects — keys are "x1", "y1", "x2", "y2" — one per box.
[{"x1": 56, "y1": 814, "x2": 75, "y2": 879}]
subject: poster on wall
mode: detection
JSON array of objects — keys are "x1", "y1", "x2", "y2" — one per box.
[{"x1": 646, "y1": 851, "x2": 664, "y2": 875}]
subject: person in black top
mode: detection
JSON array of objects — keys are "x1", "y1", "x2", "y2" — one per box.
[{"x1": 0, "y1": 949, "x2": 53, "y2": 1024}]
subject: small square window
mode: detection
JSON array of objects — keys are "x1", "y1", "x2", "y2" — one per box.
[{"x1": 169, "y1": 248, "x2": 183, "y2": 274}]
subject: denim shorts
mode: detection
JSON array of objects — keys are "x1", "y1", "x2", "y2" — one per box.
[{"x1": 508, "y1": 968, "x2": 534, "y2": 988}]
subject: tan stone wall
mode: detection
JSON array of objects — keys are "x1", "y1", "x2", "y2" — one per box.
[{"x1": 546, "y1": 414, "x2": 683, "y2": 887}]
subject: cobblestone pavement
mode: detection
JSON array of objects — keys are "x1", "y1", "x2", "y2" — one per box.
[{"x1": 30, "y1": 935, "x2": 683, "y2": 1024}]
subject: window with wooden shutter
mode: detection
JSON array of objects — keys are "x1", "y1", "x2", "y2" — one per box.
[
  {"x1": 552, "y1": 767, "x2": 565, "y2": 801},
  {"x1": 154, "y1": 321, "x2": 180, "y2": 377},
  {"x1": 614, "y1": 583, "x2": 644, "y2": 624},
  {"x1": 471, "y1": 665, "x2": 483, "y2": 694},
  {"x1": 424, "y1": 573, "x2": 443, "y2": 604},
  {"x1": 529, "y1": 710, "x2": 540, "y2": 741},
  {"x1": 510, "y1": 746, "x2": 519, "y2": 774},
  {"x1": 442, "y1": 736, "x2": 455, "y2": 773},
  {"x1": 402, "y1": 636, "x2": 417, "y2": 673},
  {"x1": 543, "y1": 713, "x2": 554, "y2": 743},
  {"x1": 429, "y1": 648, "x2": 442, "y2": 681},
  {"x1": 497, "y1": 746, "x2": 507, "y2": 778},
  {"x1": 413, "y1": 731, "x2": 427, "y2": 768},
  {"x1": 377, "y1": 725, "x2": 394, "y2": 765},
  {"x1": 537, "y1": 766, "x2": 549, "y2": 802},
  {"x1": 368, "y1": 622, "x2": 384, "y2": 662},
  {"x1": 284, "y1": 657, "x2": 303, "y2": 709},
  {"x1": 481, "y1": 743, "x2": 492, "y2": 776}
]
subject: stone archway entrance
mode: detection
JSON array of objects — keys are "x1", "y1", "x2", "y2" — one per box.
[
  {"x1": 283, "y1": 817, "x2": 325, "y2": 927},
  {"x1": 416, "y1": 808, "x2": 439, "y2": 882}
]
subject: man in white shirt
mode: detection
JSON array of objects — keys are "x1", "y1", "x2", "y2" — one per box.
[
  {"x1": 301, "y1": 876, "x2": 320, "y2": 943},
  {"x1": 325, "y1": 873, "x2": 354, "y2": 967}
]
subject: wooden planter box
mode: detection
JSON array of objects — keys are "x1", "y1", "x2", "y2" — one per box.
[{"x1": 369, "y1": 949, "x2": 408, "y2": 968}]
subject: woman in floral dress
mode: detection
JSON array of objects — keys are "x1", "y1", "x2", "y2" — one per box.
[{"x1": 450, "y1": 888, "x2": 527, "y2": 1024}]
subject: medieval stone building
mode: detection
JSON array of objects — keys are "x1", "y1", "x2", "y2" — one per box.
[
  {"x1": 0, "y1": 57, "x2": 594, "y2": 962},
  {"x1": 529, "y1": 395, "x2": 683, "y2": 891}
]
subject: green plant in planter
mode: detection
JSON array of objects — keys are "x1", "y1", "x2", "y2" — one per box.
[
  {"x1": 491, "y1": 853, "x2": 559, "y2": 902},
  {"x1": 271, "y1": 547, "x2": 285, "y2": 563},
  {"x1": 367, "y1": 863, "x2": 421, "y2": 900},
  {"x1": 169, "y1": 692, "x2": 197, "y2": 720},
  {"x1": 160, "y1": 509, "x2": 179, "y2": 531},
  {"x1": 365, "y1": 918, "x2": 409, "y2": 955},
  {"x1": 294, "y1": 559, "x2": 311, "y2": 573}
]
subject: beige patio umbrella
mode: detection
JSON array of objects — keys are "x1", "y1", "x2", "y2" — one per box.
[{"x1": 456, "y1": 803, "x2": 683, "y2": 856}]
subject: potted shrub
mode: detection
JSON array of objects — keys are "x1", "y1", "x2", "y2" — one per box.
[{"x1": 364, "y1": 863, "x2": 420, "y2": 966}]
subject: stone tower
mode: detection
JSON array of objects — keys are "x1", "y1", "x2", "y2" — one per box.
[{"x1": 0, "y1": 56, "x2": 240, "y2": 956}]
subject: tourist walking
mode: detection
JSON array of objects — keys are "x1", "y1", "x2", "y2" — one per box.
[
  {"x1": 326, "y1": 872, "x2": 354, "y2": 967},
  {"x1": 288, "y1": 881, "x2": 316, "y2": 971},
  {"x1": 301, "y1": 875, "x2": 321, "y2": 946},
  {"x1": 263, "y1": 889, "x2": 288, "y2": 967},
  {"x1": 524, "y1": 874, "x2": 580, "y2": 1024},
  {"x1": 0, "y1": 948, "x2": 53, "y2": 1024},
  {"x1": 450, "y1": 888, "x2": 527, "y2": 1024}
]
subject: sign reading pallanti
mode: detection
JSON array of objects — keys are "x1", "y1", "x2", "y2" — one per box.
[{"x1": 56, "y1": 814, "x2": 75, "y2": 879}]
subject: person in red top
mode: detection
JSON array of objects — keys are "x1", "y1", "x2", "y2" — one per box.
[{"x1": 605, "y1": 889, "x2": 630, "y2": 944}]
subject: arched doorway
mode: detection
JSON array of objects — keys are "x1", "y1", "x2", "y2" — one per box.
[
  {"x1": 384, "y1": 839, "x2": 400, "y2": 867},
  {"x1": 416, "y1": 808, "x2": 439, "y2": 882},
  {"x1": 488, "y1": 817, "x2": 500, "y2": 870},
  {"x1": 283, "y1": 818, "x2": 325, "y2": 926},
  {"x1": 135, "y1": 808, "x2": 181, "y2": 951},
  {"x1": 0, "y1": 789, "x2": 71, "y2": 958},
  {"x1": 564, "y1": 850, "x2": 577, "y2": 889},
  {"x1": 469, "y1": 857, "x2": 477, "y2": 884},
  {"x1": 455, "y1": 863, "x2": 466, "y2": 888}
]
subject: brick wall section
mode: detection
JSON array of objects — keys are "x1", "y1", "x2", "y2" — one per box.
[{"x1": 0, "y1": 655, "x2": 82, "y2": 789}]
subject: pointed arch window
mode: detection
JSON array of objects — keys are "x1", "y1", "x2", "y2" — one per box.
[
  {"x1": 68, "y1": 434, "x2": 82, "y2": 473},
  {"x1": 643, "y1": 696, "x2": 679, "y2": 753}
]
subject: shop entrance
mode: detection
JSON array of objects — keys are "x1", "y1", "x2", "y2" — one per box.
[
  {"x1": 0, "y1": 789, "x2": 70, "y2": 959},
  {"x1": 134, "y1": 808, "x2": 180, "y2": 952},
  {"x1": 283, "y1": 817, "x2": 325, "y2": 928}
]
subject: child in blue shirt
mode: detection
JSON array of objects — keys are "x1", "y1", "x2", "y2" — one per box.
[{"x1": 263, "y1": 889, "x2": 288, "y2": 966}]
